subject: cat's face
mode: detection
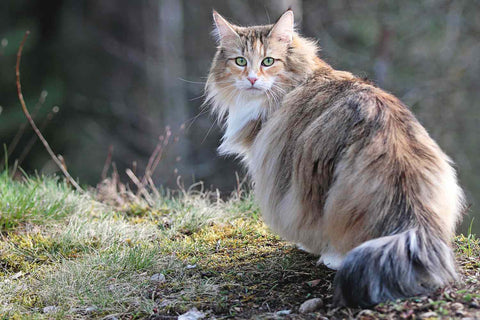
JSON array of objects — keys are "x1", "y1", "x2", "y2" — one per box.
[
  {"x1": 209, "y1": 10, "x2": 295, "y2": 101},
  {"x1": 215, "y1": 32, "x2": 288, "y2": 95}
]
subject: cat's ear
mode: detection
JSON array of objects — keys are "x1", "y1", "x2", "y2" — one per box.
[
  {"x1": 269, "y1": 9, "x2": 294, "y2": 44},
  {"x1": 212, "y1": 10, "x2": 239, "y2": 44}
]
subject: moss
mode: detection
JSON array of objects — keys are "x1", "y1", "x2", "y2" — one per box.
[{"x1": 0, "y1": 230, "x2": 102, "y2": 276}]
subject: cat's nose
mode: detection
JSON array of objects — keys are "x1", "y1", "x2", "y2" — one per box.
[{"x1": 247, "y1": 77, "x2": 258, "y2": 85}]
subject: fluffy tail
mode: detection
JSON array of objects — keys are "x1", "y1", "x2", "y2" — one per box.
[{"x1": 333, "y1": 227, "x2": 457, "y2": 307}]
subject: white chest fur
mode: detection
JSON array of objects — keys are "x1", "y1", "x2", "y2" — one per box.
[{"x1": 218, "y1": 96, "x2": 266, "y2": 156}]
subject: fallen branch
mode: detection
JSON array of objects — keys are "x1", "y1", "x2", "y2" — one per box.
[{"x1": 16, "y1": 31, "x2": 82, "y2": 192}]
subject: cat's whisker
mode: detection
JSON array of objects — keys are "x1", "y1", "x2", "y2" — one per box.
[
  {"x1": 178, "y1": 78, "x2": 207, "y2": 85},
  {"x1": 182, "y1": 109, "x2": 209, "y2": 131},
  {"x1": 189, "y1": 92, "x2": 207, "y2": 102}
]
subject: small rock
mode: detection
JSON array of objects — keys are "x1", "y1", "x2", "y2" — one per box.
[
  {"x1": 420, "y1": 311, "x2": 438, "y2": 319},
  {"x1": 306, "y1": 279, "x2": 321, "y2": 287},
  {"x1": 43, "y1": 306, "x2": 58, "y2": 314},
  {"x1": 178, "y1": 307, "x2": 205, "y2": 320},
  {"x1": 452, "y1": 302, "x2": 464, "y2": 310},
  {"x1": 469, "y1": 302, "x2": 480, "y2": 309},
  {"x1": 85, "y1": 305, "x2": 98, "y2": 313},
  {"x1": 275, "y1": 309, "x2": 291, "y2": 316},
  {"x1": 150, "y1": 273, "x2": 166, "y2": 283},
  {"x1": 186, "y1": 264, "x2": 197, "y2": 269},
  {"x1": 357, "y1": 310, "x2": 375, "y2": 317},
  {"x1": 299, "y1": 298, "x2": 323, "y2": 313}
]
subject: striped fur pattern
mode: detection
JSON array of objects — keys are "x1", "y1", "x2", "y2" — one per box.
[{"x1": 205, "y1": 10, "x2": 465, "y2": 307}]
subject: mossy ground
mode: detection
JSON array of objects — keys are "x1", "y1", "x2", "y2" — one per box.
[{"x1": 0, "y1": 173, "x2": 479, "y2": 319}]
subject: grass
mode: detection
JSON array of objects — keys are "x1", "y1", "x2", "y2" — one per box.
[
  {"x1": 0, "y1": 173, "x2": 479, "y2": 319},
  {"x1": 0, "y1": 171, "x2": 92, "y2": 230}
]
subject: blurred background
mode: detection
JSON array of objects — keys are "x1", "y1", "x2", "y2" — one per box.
[{"x1": 0, "y1": 0, "x2": 478, "y2": 233}]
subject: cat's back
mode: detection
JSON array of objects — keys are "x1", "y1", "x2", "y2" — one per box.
[
  {"x1": 252, "y1": 69, "x2": 405, "y2": 175},
  {"x1": 259, "y1": 68, "x2": 429, "y2": 158}
]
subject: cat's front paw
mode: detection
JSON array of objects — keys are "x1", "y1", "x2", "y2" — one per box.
[
  {"x1": 317, "y1": 251, "x2": 345, "y2": 270},
  {"x1": 296, "y1": 243, "x2": 315, "y2": 253}
]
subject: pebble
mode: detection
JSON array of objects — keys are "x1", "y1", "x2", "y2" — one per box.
[
  {"x1": 150, "y1": 273, "x2": 166, "y2": 283},
  {"x1": 275, "y1": 309, "x2": 291, "y2": 316},
  {"x1": 469, "y1": 302, "x2": 480, "y2": 309},
  {"x1": 420, "y1": 311, "x2": 438, "y2": 319},
  {"x1": 85, "y1": 305, "x2": 98, "y2": 313},
  {"x1": 43, "y1": 306, "x2": 58, "y2": 314},
  {"x1": 452, "y1": 302, "x2": 464, "y2": 310},
  {"x1": 357, "y1": 310, "x2": 375, "y2": 317},
  {"x1": 299, "y1": 298, "x2": 323, "y2": 313},
  {"x1": 178, "y1": 307, "x2": 205, "y2": 320},
  {"x1": 306, "y1": 279, "x2": 321, "y2": 287}
]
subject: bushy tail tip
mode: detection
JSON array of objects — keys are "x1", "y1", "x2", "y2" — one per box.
[{"x1": 333, "y1": 228, "x2": 457, "y2": 307}]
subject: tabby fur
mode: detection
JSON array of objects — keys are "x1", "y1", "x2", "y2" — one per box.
[{"x1": 205, "y1": 9, "x2": 465, "y2": 307}]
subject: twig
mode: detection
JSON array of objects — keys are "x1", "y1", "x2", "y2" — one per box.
[
  {"x1": 101, "y1": 145, "x2": 114, "y2": 181},
  {"x1": 142, "y1": 136, "x2": 164, "y2": 188},
  {"x1": 17, "y1": 105, "x2": 58, "y2": 167},
  {"x1": 139, "y1": 126, "x2": 172, "y2": 193},
  {"x1": 16, "y1": 31, "x2": 82, "y2": 192},
  {"x1": 126, "y1": 168, "x2": 154, "y2": 205},
  {"x1": 149, "y1": 127, "x2": 171, "y2": 178},
  {"x1": 1, "y1": 90, "x2": 47, "y2": 169}
]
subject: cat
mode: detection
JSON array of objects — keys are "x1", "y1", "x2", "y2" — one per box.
[{"x1": 205, "y1": 9, "x2": 465, "y2": 307}]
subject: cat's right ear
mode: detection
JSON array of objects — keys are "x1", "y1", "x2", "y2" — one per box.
[{"x1": 212, "y1": 10, "x2": 239, "y2": 44}]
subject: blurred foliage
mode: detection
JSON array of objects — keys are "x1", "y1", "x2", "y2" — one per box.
[{"x1": 0, "y1": 0, "x2": 478, "y2": 233}]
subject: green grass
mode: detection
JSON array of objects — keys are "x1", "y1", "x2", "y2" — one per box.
[
  {"x1": 0, "y1": 171, "x2": 92, "y2": 231},
  {"x1": 0, "y1": 173, "x2": 479, "y2": 319}
]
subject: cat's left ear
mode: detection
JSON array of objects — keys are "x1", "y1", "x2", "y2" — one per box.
[{"x1": 269, "y1": 9, "x2": 294, "y2": 44}]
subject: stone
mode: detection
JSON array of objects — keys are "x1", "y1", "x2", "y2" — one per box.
[
  {"x1": 299, "y1": 298, "x2": 323, "y2": 313},
  {"x1": 275, "y1": 309, "x2": 291, "y2": 316},
  {"x1": 43, "y1": 306, "x2": 58, "y2": 314},
  {"x1": 85, "y1": 305, "x2": 98, "y2": 313},
  {"x1": 178, "y1": 307, "x2": 205, "y2": 320},
  {"x1": 150, "y1": 273, "x2": 166, "y2": 283},
  {"x1": 420, "y1": 311, "x2": 438, "y2": 319},
  {"x1": 452, "y1": 302, "x2": 464, "y2": 310}
]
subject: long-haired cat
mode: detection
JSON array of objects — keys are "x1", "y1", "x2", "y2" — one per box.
[{"x1": 205, "y1": 9, "x2": 465, "y2": 307}]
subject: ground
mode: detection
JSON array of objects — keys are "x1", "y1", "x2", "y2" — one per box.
[{"x1": 0, "y1": 173, "x2": 479, "y2": 319}]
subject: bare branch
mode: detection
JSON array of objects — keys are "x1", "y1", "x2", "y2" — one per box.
[{"x1": 16, "y1": 31, "x2": 82, "y2": 192}]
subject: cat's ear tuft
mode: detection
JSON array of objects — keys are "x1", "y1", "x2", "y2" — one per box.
[
  {"x1": 212, "y1": 10, "x2": 239, "y2": 44},
  {"x1": 269, "y1": 9, "x2": 294, "y2": 44}
]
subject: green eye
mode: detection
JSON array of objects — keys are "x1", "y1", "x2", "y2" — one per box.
[
  {"x1": 235, "y1": 57, "x2": 247, "y2": 66},
  {"x1": 262, "y1": 57, "x2": 275, "y2": 66}
]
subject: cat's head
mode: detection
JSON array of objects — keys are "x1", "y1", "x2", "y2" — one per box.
[{"x1": 206, "y1": 10, "x2": 319, "y2": 121}]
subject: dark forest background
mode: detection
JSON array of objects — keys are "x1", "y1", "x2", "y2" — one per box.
[{"x1": 0, "y1": 0, "x2": 479, "y2": 233}]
